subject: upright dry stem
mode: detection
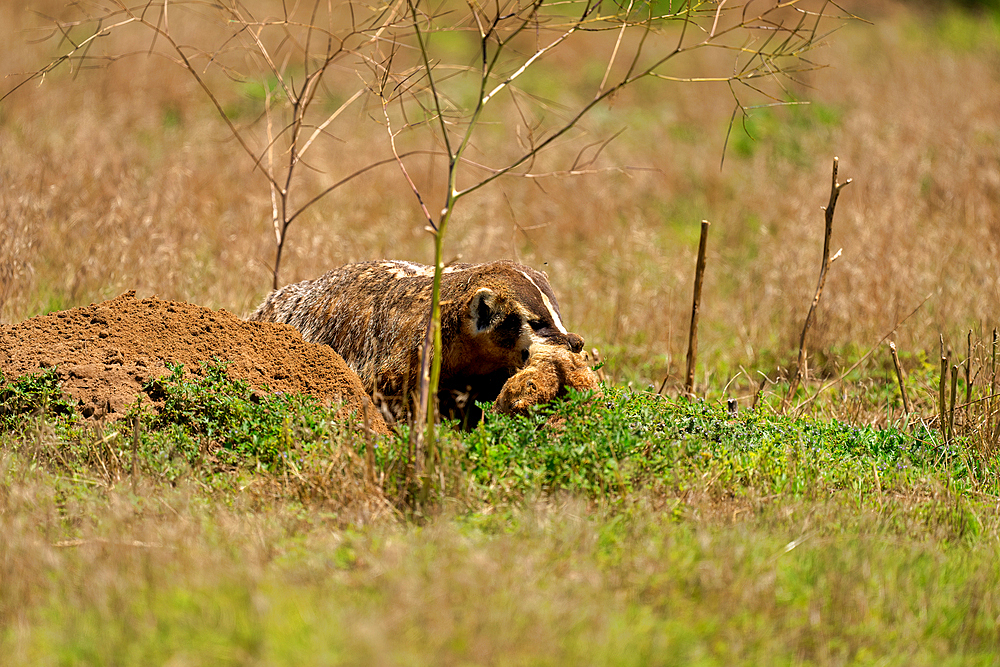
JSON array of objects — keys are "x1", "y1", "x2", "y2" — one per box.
[
  {"x1": 889, "y1": 341, "x2": 910, "y2": 419},
  {"x1": 685, "y1": 220, "x2": 711, "y2": 398},
  {"x1": 966, "y1": 330, "x2": 973, "y2": 424},
  {"x1": 784, "y1": 156, "x2": 851, "y2": 408},
  {"x1": 949, "y1": 363, "x2": 959, "y2": 444},
  {"x1": 939, "y1": 349, "x2": 949, "y2": 446}
]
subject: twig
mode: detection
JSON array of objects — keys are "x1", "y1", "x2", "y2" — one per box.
[
  {"x1": 965, "y1": 329, "x2": 973, "y2": 425},
  {"x1": 949, "y1": 363, "x2": 959, "y2": 443},
  {"x1": 598, "y1": 0, "x2": 635, "y2": 95},
  {"x1": 939, "y1": 344, "x2": 949, "y2": 446},
  {"x1": 685, "y1": 220, "x2": 710, "y2": 398},
  {"x1": 990, "y1": 328, "x2": 998, "y2": 420},
  {"x1": 381, "y1": 95, "x2": 436, "y2": 231},
  {"x1": 711, "y1": 0, "x2": 728, "y2": 37},
  {"x1": 888, "y1": 341, "x2": 910, "y2": 419},
  {"x1": 784, "y1": 156, "x2": 851, "y2": 409},
  {"x1": 54, "y1": 538, "x2": 169, "y2": 549},
  {"x1": 993, "y1": 328, "x2": 998, "y2": 397}
]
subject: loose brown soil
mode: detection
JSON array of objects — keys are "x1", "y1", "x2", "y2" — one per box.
[{"x1": 0, "y1": 291, "x2": 389, "y2": 434}]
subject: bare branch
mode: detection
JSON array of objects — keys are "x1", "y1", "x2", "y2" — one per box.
[{"x1": 784, "y1": 156, "x2": 852, "y2": 408}]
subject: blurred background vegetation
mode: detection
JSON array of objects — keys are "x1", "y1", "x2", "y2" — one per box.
[{"x1": 1, "y1": 0, "x2": 998, "y2": 402}]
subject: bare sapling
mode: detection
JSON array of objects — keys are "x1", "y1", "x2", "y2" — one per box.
[
  {"x1": 685, "y1": 220, "x2": 711, "y2": 398},
  {"x1": 784, "y1": 157, "x2": 852, "y2": 409},
  {"x1": 8, "y1": 2, "x2": 436, "y2": 289},
  {"x1": 888, "y1": 341, "x2": 910, "y2": 420}
]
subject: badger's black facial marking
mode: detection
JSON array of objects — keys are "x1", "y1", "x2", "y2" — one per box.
[
  {"x1": 521, "y1": 348, "x2": 529, "y2": 363},
  {"x1": 493, "y1": 313, "x2": 522, "y2": 349}
]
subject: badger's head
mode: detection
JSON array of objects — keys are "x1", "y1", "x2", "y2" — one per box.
[{"x1": 457, "y1": 263, "x2": 584, "y2": 376}]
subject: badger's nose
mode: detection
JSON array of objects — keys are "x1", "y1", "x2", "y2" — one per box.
[{"x1": 566, "y1": 333, "x2": 584, "y2": 354}]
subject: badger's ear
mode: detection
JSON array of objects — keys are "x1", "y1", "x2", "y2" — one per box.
[{"x1": 469, "y1": 288, "x2": 496, "y2": 333}]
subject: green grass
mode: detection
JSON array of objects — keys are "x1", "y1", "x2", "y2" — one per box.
[
  {"x1": 15, "y1": 508, "x2": 1000, "y2": 666},
  {"x1": 2, "y1": 364, "x2": 999, "y2": 665},
  {"x1": 729, "y1": 102, "x2": 844, "y2": 164}
]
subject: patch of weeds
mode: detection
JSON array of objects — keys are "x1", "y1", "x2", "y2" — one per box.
[
  {"x1": 135, "y1": 361, "x2": 344, "y2": 478},
  {"x1": 0, "y1": 368, "x2": 76, "y2": 432},
  {"x1": 468, "y1": 386, "x2": 966, "y2": 508}
]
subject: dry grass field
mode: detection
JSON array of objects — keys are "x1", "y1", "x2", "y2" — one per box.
[{"x1": 3, "y1": 0, "x2": 997, "y2": 398}]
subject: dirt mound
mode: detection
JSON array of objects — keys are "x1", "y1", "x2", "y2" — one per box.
[{"x1": 0, "y1": 291, "x2": 388, "y2": 434}]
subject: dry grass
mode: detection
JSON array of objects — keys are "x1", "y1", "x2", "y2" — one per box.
[{"x1": 1, "y1": 2, "x2": 998, "y2": 408}]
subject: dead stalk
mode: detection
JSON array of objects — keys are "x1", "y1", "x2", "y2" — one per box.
[
  {"x1": 966, "y1": 329, "x2": 973, "y2": 425},
  {"x1": 939, "y1": 348, "x2": 949, "y2": 445},
  {"x1": 992, "y1": 328, "x2": 998, "y2": 397},
  {"x1": 949, "y1": 363, "x2": 959, "y2": 443},
  {"x1": 888, "y1": 341, "x2": 910, "y2": 419},
  {"x1": 685, "y1": 220, "x2": 710, "y2": 398},
  {"x1": 784, "y1": 157, "x2": 851, "y2": 409}
]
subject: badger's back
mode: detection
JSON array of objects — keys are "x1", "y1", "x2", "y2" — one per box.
[{"x1": 249, "y1": 261, "x2": 438, "y2": 392}]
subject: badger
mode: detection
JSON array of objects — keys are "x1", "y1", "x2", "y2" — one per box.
[{"x1": 248, "y1": 260, "x2": 584, "y2": 423}]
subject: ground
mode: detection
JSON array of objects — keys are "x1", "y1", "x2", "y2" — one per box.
[{"x1": 0, "y1": 291, "x2": 389, "y2": 434}]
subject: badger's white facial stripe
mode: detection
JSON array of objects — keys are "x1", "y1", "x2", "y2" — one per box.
[{"x1": 517, "y1": 269, "x2": 568, "y2": 334}]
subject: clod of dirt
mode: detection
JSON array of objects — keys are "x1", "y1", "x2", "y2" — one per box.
[{"x1": 0, "y1": 291, "x2": 388, "y2": 434}]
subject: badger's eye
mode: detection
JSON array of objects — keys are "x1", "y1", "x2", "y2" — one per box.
[
  {"x1": 528, "y1": 319, "x2": 547, "y2": 332},
  {"x1": 521, "y1": 348, "x2": 529, "y2": 363}
]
